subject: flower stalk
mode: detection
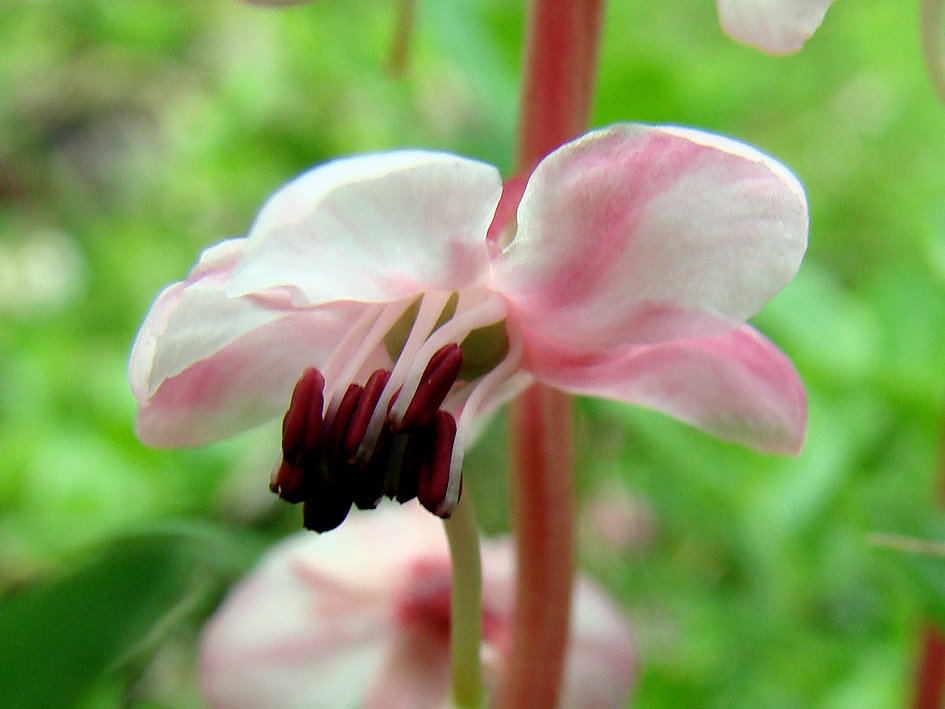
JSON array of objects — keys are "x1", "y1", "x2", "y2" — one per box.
[
  {"x1": 443, "y1": 491, "x2": 485, "y2": 709},
  {"x1": 501, "y1": 2, "x2": 604, "y2": 706}
]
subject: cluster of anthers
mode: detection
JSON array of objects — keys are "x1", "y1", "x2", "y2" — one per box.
[{"x1": 269, "y1": 289, "x2": 518, "y2": 532}]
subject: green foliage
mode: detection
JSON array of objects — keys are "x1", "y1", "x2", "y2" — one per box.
[{"x1": 0, "y1": 525, "x2": 260, "y2": 709}]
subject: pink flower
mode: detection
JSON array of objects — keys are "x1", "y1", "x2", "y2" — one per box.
[
  {"x1": 717, "y1": 0, "x2": 836, "y2": 54},
  {"x1": 198, "y1": 504, "x2": 636, "y2": 709},
  {"x1": 129, "y1": 124, "x2": 808, "y2": 529}
]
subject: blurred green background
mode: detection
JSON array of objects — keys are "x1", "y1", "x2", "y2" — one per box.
[{"x1": 2, "y1": 0, "x2": 945, "y2": 707}]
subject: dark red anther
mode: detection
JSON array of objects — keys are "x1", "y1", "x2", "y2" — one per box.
[
  {"x1": 418, "y1": 411, "x2": 458, "y2": 517},
  {"x1": 282, "y1": 368, "x2": 325, "y2": 464},
  {"x1": 344, "y1": 369, "x2": 390, "y2": 460},
  {"x1": 328, "y1": 383, "x2": 362, "y2": 462},
  {"x1": 353, "y1": 425, "x2": 392, "y2": 510},
  {"x1": 397, "y1": 428, "x2": 431, "y2": 504},
  {"x1": 270, "y1": 459, "x2": 306, "y2": 504},
  {"x1": 399, "y1": 344, "x2": 463, "y2": 431},
  {"x1": 302, "y1": 477, "x2": 353, "y2": 534}
]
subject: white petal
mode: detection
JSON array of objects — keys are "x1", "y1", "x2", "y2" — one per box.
[
  {"x1": 228, "y1": 151, "x2": 502, "y2": 306},
  {"x1": 129, "y1": 237, "x2": 362, "y2": 447},
  {"x1": 718, "y1": 0, "x2": 835, "y2": 54}
]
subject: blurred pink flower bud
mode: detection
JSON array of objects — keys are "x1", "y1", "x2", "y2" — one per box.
[
  {"x1": 198, "y1": 504, "x2": 637, "y2": 708},
  {"x1": 717, "y1": 0, "x2": 836, "y2": 54}
]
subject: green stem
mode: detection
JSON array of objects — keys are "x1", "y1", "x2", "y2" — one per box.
[{"x1": 443, "y1": 491, "x2": 484, "y2": 709}]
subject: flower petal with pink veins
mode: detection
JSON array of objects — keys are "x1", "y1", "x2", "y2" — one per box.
[
  {"x1": 227, "y1": 151, "x2": 502, "y2": 307},
  {"x1": 528, "y1": 325, "x2": 807, "y2": 454},
  {"x1": 199, "y1": 505, "x2": 635, "y2": 709},
  {"x1": 129, "y1": 238, "x2": 363, "y2": 447},
  {"x1": 198, "y1": 533, "x2": 393, "y2": 709},
  {"x1": 717, "y1": 0, "x2": 835, "y2": 54},
  {"x1": 493, "y1": 124, "x2": 808, "y2": 348}
]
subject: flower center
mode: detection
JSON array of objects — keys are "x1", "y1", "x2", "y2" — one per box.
[{"x1": 269, "y1": 289, "x2": 522, "y2": 533}]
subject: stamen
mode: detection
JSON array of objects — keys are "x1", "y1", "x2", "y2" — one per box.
[
  {"x1": 439, "y1": 335, "x2": 523, "y2": 516},
  {"x1": 324, "y1": 299, "x2": 413, "y2": 420},
  {"x1": 344, "y1": 369, "x2": 390, "y2": 461},
  {"x1": 319, "y1": 303, "x2": 383, "y2": 403},
  {"x1": 388, "y1": 295, "x2": 506, "y2": 426},
  {"x1": 272, "y1": 368, "x2": 326, "y2": 503},
  {"x1": 302, "y1": 477, "x2": 353, "y2": 533},
  {"x1": 398, "y1": 343, "x2": 463, "y2": 430},
  {"x1": 356, "y1": 290, "x2": 453, "y2": 463},
  {"x1": 352, "y1": 425, "x2": 392, "y2": 510},
  {"x1": 281, "y1": 368, "x2": 325, "y2": 465},
  {"x1": 419, "y1": 411, "x2": 458, "y2": 517},
  {"x1": 382, "y1": 431, "x2": 410, "y2": 500},
  {"x1": 398, "y1": 427, "x2": 431, "y2": 504},
  {"x1": 328, "y1": 383, "x2": 363, "y2": 464},
  {"x1": 270, "y1": 459, "x2": 306, "y2": 504}
]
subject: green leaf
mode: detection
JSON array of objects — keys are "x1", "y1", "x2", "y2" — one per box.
[
  {"x1": 872, "y1": 521, "x2": 945, "y2": 629},
  {"x1": 0, "y1": 524, "x2": 251, "y2": 709}
]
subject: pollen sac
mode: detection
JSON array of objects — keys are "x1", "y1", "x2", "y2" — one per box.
[
  {"x1": 352, "y1": 425, "x2": 392, "y2": 510},
  {"x1": 344, "y1": 369, "x2": 390, "y2": 461},
  {"x1": 302, "y1": 476, "x2": 353, "y2": 533},
  {"x1": 398, "y1": 344, "x2": 463, "y2": 431},
  {"x1": 272, "y1": 368, "x2": 325, "y2": 503},
  {"x1": 270, "y1": 459, "x2": 306, "y2": 504},
  {"x1": 417, "y1": 411, "x2": 458, "y2": 518},
  {"x1": 281, "y1": 367, "x2": 325, "y2": 465},
  {"x1": 273, "y1": 355, "x2": 464, "y2": 534}
]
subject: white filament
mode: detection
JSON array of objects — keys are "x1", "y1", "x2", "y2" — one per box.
[
  {"x1": 437, "y1": 334, "x2": 523, "y2": 516},
  {"x1": 355, "y1": 290, "x2": 454, "y2": 463},
  {"x1": 388, "y1": 293, "x2": 507, "y2": 425},
  {"x1": 324, "y1": 300, "x2": 411, "y2": 421}
]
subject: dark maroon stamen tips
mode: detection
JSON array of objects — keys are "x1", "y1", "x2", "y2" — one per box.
[
  {"x1": 344, "y1": 369, "x2": 390, "y2": 460},
  {"x1": 328, "y1": 383, "x2": 362, "y2": 462},
  {"x1": 399, "y1": 344, "x2": 463, "y2": 430},
  {"x1": 302, "y1": 478, "x2": 352, "y2": 534},
  {"x1": 353, "y1": 425, "x2": 392, "y2": 510},
  {"x1": 274, "y1": 357, "x2": 465, "y2": 532},
  {"x1": 273, "y1": 368, "x2": 325, "y2": 503},
  {"x1": 398, "y1": 428, "x2": 430, "y2": 504},
  {"x1": 418, "y1": 411, "x2": 458, "y2": 517},
  {"x1": 270, "y1": 459, "x2": 306, "y2": 503},
  {"x1": 281, "y1": 367, "x2": 325, "y2": 465}
]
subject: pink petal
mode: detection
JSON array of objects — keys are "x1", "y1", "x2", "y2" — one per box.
[
  {"x1": 227, "y1": 151, "x2": 502, "y2": 306},
  {"x1": 528, "y1": 325, "x2": 807, "y2": 454},
  {"x1": 717, "y1": 0, "x2": 835, "y2": 54},
  {"x1": 361, "y1": 634, "x2": 452, "y2": 709},
  {"x1": 199, "y1": 506, "x2": 636, "y2": 709},
  {"x1": 199, "y1": 506, "x2": 453, "y2": 709},
  {"x1": 493, "y1": 124, "x2": 808, "y2": 348},
  {"x1": 129, "y1": 238, "x2": 362, "y2": 447},
  {"x1": 198, "y1": 534, "x2": 394, "y2": 709},
  {"x1": 135, "y1": 308, "x2": 358, "y2": 447},
  {"x1": 560, "y1": 579, "x2": 636, "y2": 709}
]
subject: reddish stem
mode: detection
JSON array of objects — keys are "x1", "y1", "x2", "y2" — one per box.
[
  {"x1": 915, "y1": 628, "x2": 945, "y2": 709},
  {"x1": 498, "y1": 1, "x2": 603, "y2": 707},
  {"x1": 515, "y1": 0, "x2": 604, "y2": 174},
  {"x1": 501, "y1": 387, "x2": 576, "y2": 709},
  {"x1": 913, "y1": 420, "x2": 945, "y2": 709}
]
